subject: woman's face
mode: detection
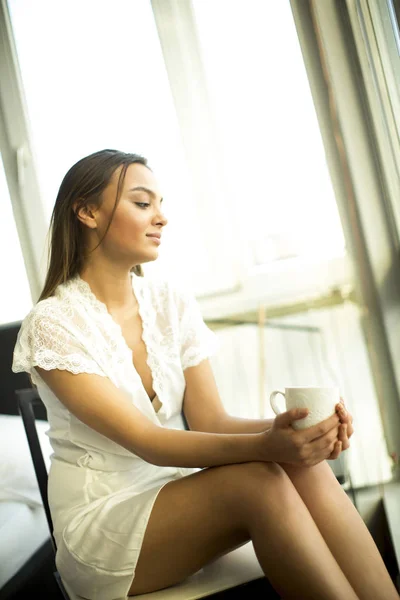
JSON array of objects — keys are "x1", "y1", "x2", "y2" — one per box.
[{"x1": 89, "y1": 162, "x2": 168, "y2": 267}]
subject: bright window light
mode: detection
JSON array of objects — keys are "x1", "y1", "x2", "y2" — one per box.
[
  {"x1": 192, "y1": 0, "x2": 346, "y2": 267},
  {"x1": 7, "y1": 0, "x2": 207, "y2": 283},
  {"x1": 0, "y1": 154, "x2": 32, "y2": 324}
]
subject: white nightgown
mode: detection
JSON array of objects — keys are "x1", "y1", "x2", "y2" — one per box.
[{"x1": 11, "y1": 273, "x2": 219, "y2": 600}]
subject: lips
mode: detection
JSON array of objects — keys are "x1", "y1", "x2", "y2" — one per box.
[{"x1": 146, "y1": 233, "x2": 161, "y2": 239}]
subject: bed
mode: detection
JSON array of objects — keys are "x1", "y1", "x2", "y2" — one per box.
[{"x1": 0, "y1": 321, "x2": 55, "y2": 600}]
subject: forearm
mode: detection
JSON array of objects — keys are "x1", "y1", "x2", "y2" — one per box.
[
  {"x1": 210, "y1": 414, "x2": 274, "y2": 435},
  {"x1": 144, "y1": 426, "x2": 263, "y2": 469}
]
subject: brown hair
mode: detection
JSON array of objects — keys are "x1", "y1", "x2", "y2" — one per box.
[{"x1": 38, "y1": 149, "x2": 149, "y2": 302}]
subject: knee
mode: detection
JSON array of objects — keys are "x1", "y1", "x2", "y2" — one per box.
[
  {"x1": 223, "y1": 461, "x2": 293, "y2": 519},
  {"x1": 247, "y1": 460, "x2": 286, "y2": 477},
  {"x1": 232, "y1": 460, "x2": 288, "y2": 489}
]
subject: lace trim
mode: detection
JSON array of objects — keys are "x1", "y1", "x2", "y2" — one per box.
[
  {"x1": 70, "y1": 274, "x2": 169, "y2": 415},
  {"x1": 65, "y1": 275, "x2": 135, "y2": 363},
  {"x1": 181, "y1": 329, "x2": 220, "y2": 371},
  {"x1": 11, "y1": 298, "x2": 108, "y2": 384},
  {"x1": 13, "y1": 273, "x2": 218, "y2": 415},
  {"x1": 177, "y1": 285, "x2": 220, "y2": 371},
  {"x1": 30, "y1": 362, "x2": 107, "y2": 387},
  {"x1": 135, "y1": 279, "x2": 164, "y2": 397}
]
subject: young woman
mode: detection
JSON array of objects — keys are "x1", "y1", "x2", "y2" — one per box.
[{"x1": 12, "y1": 149, "x2": 399, "y2": 600}]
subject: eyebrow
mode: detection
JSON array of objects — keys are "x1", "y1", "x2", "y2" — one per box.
[{"x1": 128, "y1": 186, "x2": 163, "y2": 202}]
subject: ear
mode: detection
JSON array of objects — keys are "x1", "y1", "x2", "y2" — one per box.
[{"x1": 72, "y1": 200, "x2": 98, "y2": 229}]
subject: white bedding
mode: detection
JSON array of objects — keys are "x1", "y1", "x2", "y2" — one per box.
[
  {"x1": 0, "y1": 414, "x2": 53, "y2": 589},
  {"x1": 0, "y1": 501, "x2": 49, "y2": 588}
]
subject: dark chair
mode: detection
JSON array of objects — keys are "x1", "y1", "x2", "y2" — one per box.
[
  {"x1": 16, "y1": 388, "x2": 70, "y2": 600},
  {"x1": 0, "y1": 321, "x2": 61, "y2": 599},
  {"x1": 16, "y1": 387, "x2": 279, "y2": 599},
  {"x1": 0, "y1": 321, "x2": 38, "y2": 414}
]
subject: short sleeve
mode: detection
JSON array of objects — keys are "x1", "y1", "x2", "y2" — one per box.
[
  {"x1": 12, "y1": 303, "x2": 106, "y2": 386},
  {"x1": 176, "y1": 286, "x2": 220, "y2": 371}
]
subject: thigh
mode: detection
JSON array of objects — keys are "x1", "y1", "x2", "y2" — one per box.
[{"x1": 128, "y1": 461, "x2": 284, "y2": 596}]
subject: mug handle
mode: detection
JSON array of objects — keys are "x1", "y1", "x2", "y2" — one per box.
[{"x1": 270, "y1": 390, "x2": 286, "y2": 415}]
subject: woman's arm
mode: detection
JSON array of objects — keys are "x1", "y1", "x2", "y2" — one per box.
[
  {"x1": 181, "y1": 360, "x2": 352, "y2": 458},
  {"x1": 182, "y1": 359, "x2": 273, "y2": 434},
  {"x1": 211, "y1": 415, "x2": 274, "y2": 434},
  {"x1": 35, "y1": 366, "x2": 264, "y2": 469},
  {"x1": 35, "y1": 362, "x2": 346, "y2": 470}
]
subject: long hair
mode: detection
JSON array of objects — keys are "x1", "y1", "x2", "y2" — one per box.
[{"x1": 38, "y1": 149, "x2": 149, "y2": 301}]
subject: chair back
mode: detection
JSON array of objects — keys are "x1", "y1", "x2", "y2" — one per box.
[
  {"x1": 16, "y1": 387, "x2": 57, "y2": 554},
  {"x1": 0, "y1": 321, "x2": 40, "y2": 416}
]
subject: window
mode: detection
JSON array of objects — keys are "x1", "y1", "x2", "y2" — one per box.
[
  {"x1": 192, "y1": 0, "x2": 345, "y2": 270},
  {"x1": 7, "y1": 0, "x2": 209, "y2": 290},
  {"x1": 0, "y1": 152, "x2": 32, "y2": 324},
  {"x1": 8, "y1": 0, "x2": 347, "y2": 301},
  {"x1": 4, "y1": 0, "x2": 396, "y2": 487}
]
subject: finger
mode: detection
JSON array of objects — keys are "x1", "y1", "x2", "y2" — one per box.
[
  {"x1": 337, "y1": 405, "x2": 354, "y2": 439},
  {"x1": 339, "y1": 423, "x2": 350, "y2": 450},
  {"x1": 348, "y1": 413, "x2": 354, "y2": 435},
  {"x1": 275, "y1": 408, "x2": 309, "y2": 429},
  {"x1": 336, "y1": 402, "x2": 351, "y2": 425},
  {"x1": 328, "y1": 440, "x2": 342, "y2": 460},
  {"x1": 313, "y1": 426, "x2": 340, "y2": 453},
  {"x1": 303, "y1": 412, "x2": 340, "y2": 442},
  {"x1": 345, "y1": 418, "x2": 354, "y2": 440}
]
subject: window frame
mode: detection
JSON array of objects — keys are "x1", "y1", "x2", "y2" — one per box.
[{"x1": 0, "y1": 0, "x2": 48, "y2": 302}]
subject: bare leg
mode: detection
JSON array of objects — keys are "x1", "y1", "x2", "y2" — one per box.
[
  {"x1": 280, "y1": 460, "x2": 399, "y2": 600},
  {"x1": 129, "y1": 461, "x2": 359, "y2": 599}
]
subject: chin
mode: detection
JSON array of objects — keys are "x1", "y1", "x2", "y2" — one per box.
[{"x1": 138, "y1": 254, "x2": 159, "y2": 265}]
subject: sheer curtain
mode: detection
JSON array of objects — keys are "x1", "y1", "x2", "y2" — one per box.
[
  {"x1": 192, "y1": 0, "x2": 346, "y2": 271},
  {"x1": 0, "y1": 152, "x2": 32, "y2": 324}
]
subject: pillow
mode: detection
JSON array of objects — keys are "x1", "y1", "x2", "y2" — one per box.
[{"x1": 0, "y1": 414, "x2": 53, "y2": 507}]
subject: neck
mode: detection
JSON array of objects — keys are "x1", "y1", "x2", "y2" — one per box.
[{"x1": 79, "y1": 262, "x2": 138, "y2": 314}]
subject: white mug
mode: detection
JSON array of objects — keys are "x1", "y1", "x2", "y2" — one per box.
[{"x1": 270, "y1": 386, "x2": 340, "y2": 430}]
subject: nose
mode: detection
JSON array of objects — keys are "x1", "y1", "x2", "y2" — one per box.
[{"x1": 154, "y1": 208, "x2": 168, "y2": 228}]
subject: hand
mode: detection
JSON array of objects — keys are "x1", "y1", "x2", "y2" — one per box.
[
  {"x1": 260, "y1": 408, "x2": 341, "y2": 468},
  {"x1": 328, "y1": 397, "x2": 354, "y2": 459}
]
